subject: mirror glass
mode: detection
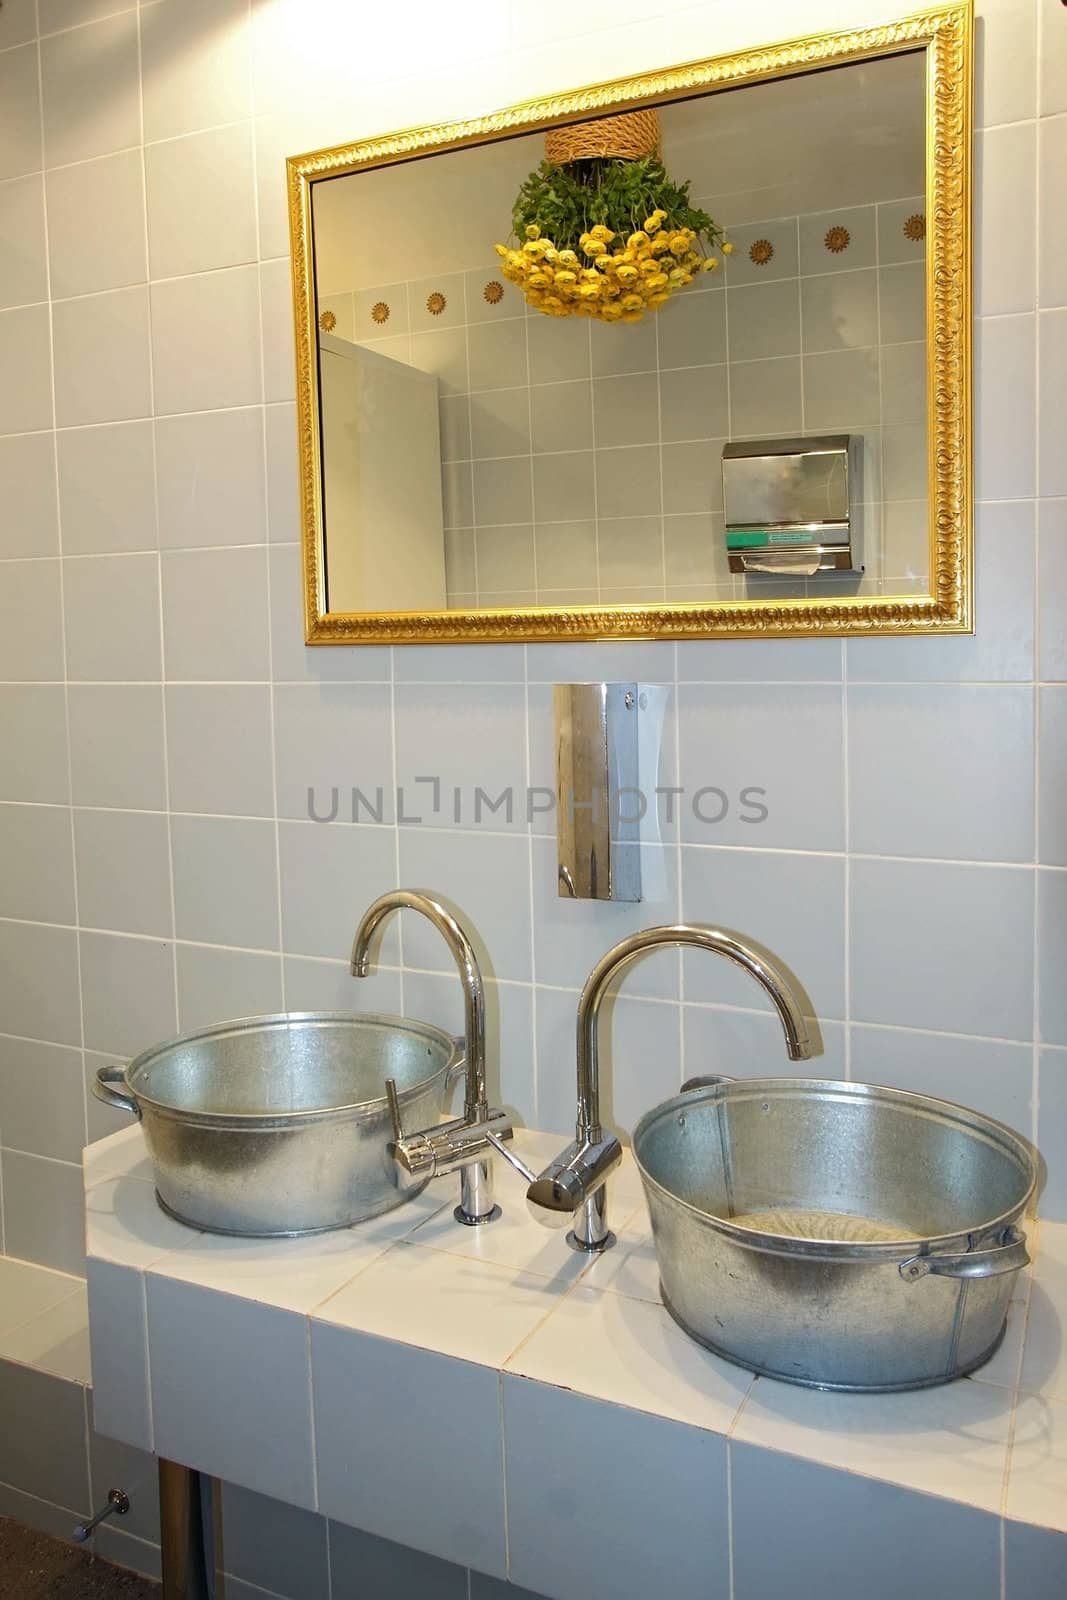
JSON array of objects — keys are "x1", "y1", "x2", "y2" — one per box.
[{"x1": 300, "y1": 36, "x2": 950, "y2": 634}]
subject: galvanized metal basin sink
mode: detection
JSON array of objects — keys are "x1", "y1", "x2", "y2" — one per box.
[{"x1": 93, "y1": 1012, "x2": 464, "y2": 1236}]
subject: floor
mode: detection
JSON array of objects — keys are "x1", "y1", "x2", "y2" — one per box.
[{"x1": 0, "y1": 1518, "x2": 158, "y2": 1598}]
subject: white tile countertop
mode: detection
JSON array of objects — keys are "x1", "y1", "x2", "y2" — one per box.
[{"x1": 85, "y1": 1125, "x2": 1067, "y2": 1600}]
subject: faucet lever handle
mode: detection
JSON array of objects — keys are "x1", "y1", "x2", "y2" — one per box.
[
  {"x1": 385, "y1": 1077, "x2": 406, "y2": 1144},
  {"x1": 484, "y1": 1129, "x2": 537, "y2": 1185}
]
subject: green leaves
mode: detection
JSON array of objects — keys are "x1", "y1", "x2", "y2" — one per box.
[{"x1": 508, "y1": 156, "x2": 722, "y2": 256}]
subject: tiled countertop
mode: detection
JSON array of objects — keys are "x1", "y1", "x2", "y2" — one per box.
[{"x1": 84, "y1": 1125, "x2": 1067, "y2": 1600}]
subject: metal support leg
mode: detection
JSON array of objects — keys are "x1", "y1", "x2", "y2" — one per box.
[{"x1": 158, "y1": 1459, "x2": 211, "y2": 1600}]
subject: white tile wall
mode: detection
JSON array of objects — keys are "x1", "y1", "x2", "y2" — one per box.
[{"x1": 0, "y1": 0, "x2": 1063, "y2": 1278}]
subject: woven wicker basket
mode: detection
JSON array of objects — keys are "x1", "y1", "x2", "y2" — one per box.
[{"x1": 545, "y1": 108, "x2": 660, "y2": 164}]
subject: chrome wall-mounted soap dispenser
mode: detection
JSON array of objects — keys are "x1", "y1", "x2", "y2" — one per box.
[
  {"x1": 554, "y1": 682, "x2": 641, "y2": 903},
  {"x1": 722, "y1": 434, "x2": 863, "y2": 577}
]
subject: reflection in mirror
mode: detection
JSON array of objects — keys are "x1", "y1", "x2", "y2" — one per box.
[{"x1": 311, "y1": 50, "x2": 928, "y2": 617}]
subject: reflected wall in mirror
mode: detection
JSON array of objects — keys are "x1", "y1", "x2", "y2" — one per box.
[{"x1": 289, "y1": 5, "x2": 972, "y2": 643}]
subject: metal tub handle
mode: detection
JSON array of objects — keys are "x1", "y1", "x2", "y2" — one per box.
[
  {"x1": 899, "y1": 1227, "x2": 1029, "y2": 1282},
  {"x1": 680, "y1": 1074, "x2": 736, "y2": 1093},
  {"x1": 92, "y1": 1065, "x2": 140, "y2": 1119}
]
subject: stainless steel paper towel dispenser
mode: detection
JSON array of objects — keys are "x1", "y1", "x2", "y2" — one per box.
[{"x1": 722, "y1": 434, "x2": 862, "y2": 576}]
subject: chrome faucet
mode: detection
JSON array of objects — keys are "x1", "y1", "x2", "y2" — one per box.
[
  {"x1": 351, "y1": 889, "x2": 512, "y2": 1225},
  {"x1": 518, "y1": 924, "x2": 814, "y2": 1252}
]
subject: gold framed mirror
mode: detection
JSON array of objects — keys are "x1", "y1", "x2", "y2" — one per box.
[{"x1": 288, "y1": 2, "x2": 972, "y2": 644}]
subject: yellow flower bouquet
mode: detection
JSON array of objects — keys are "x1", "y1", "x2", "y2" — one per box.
[{"x1": 496, "y1": 154, "x2": 730, "y2": 324}]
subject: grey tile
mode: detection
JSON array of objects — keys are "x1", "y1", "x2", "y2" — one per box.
[
  {"x1": 846, "y1": 500, "x2": 1035, "y2": 682},
  {"x1": 656, "y1": 288, "x2": 725, "y2": 369},
  {"x1": 1004, "y1": 1518, "x2": 1067, "y2": 1600},
  {"x1": 176, "y1": 944, "x2": 283, "y2": 1031},
  {"x1": 801, "y1": 205, "x2": 877, "y2": 275},
  {"x1": 596, "y1": 516, "x2": 663, "y2": 590},
  {"x1": 592, "y1": 372, "x2": 659, "y2": 449},
  {"x1": 0, "y1": 1482, "x2": 78, "y2": 1541},
  {"x1": 148, "y1": 1277, "x2": 314, "y2": 1509},
  {"x1": 882, "y1": 422, "x2": 928, "y2": 502},
  {"x1": 52, "y1": 286, "x2": 151, "y2": 428},
  {"x1": 80, "y1": 929, "x2": 176, "y2": 1057},
  {"x1": 166, "y1": 685, "x2": 275, "y2": 817},
  {"x1": 312, "y1": 1325, "x2": 505, "y2": 1576},
  {"x1": 732, "y1": 1442, "x2": 998, "y2": 1600},
  {"x1": 39, "y1": 11, "x2": 139, "y2": 167},
  {"x1": 45, "y1": 148, "x2": 147, "y2": 302},
  {"x1": 1040, "y1": 687, "x2": 1067, "y2": 866},
  {"x1": 156, "y1": 407, "x2": 266, "y2": 550},
  {"x1": 678, "y1": 636, "x2": 841, "y2": 682},
  {"x1": 1039, "y1": 309, "x2": 1067, "y2": 498},
  {"x1": 0, "y1": 1360, "x2": 89, "y2": 1513},
  {"x1": 0, "y1": 173, "x2": 46, "y2": 311},
  {"x1": 0, "y1": 1038, "x2": 84, "y2": 1162},
  {"x1": 473, "y1": 455, "x2": 532, "y2": 526},
  {"x1": 0, "y1": 44, "x2": 42, "y2": 185},
  {"x1": 57, "y1": 421, "x2": 156, "y2": 556},
  {"x1": 403, "y1": 970, "x2": 533, "y2": 1119},
  {"x1": 409, "y1": 327, "x2": 468, "y2": 397},
  {"x1": 477, "y1": 524, "x2": 534, "y2": 594},
  {"x1": 504, "y1": 1376, "x2": 728, "y2": 1600},
  {"x1": 660, "y1": 440, "x2": 721, "y2": 517},
  {"x1": 397, "y1": 829, "x2": 531, "y2": 983},
  {"x1": 85, "y1": 1049, "x2": 139, "y2": 1146},
  {"x1": 86, "y1": 1259, "x2": 151, "y2": 1454},
  {"x1": 803, "y1": 347, "x2": 880, "y2": 430},
  {"x1": 267, "y1": 545, "x2": 391, "y2": 686},
  {"x1": 74, "y1": 807, "x2": 172, "y2": 937},
  {"x1": 0, "y1": 921, "x2": 80, "y2": 1045},
  {"x1": 659, "y1": 364, "x2": 729, "y2": 442},
  {"x1": 0, "y1": 305, "x2": 52, "y2": 434},
  {"x1": 162, "y1": 546, "x2": 270, "y2": 681},
  {"x1": 469, "y1": 386, "x2": 530, "y2": 460},
  {"x1": 680, "y1": 845, "x2": 845, "y2": 1020},
  {"x1": 278, "y1": 819, "x2": 396, "y2": 962},
  {"x1": 0, "y1": 686, "x2": 69, "y2": 803},
  {"x1": 532, "y1": 450, "x2": 593, "y2": 523},
  {"x1": 848, "y1": 685, "x2": 1034, "y2": 862},
  {"x1": 95, "y1": 1529, "x2": 161, "y2": 1582},
  {"x1": 801, "y1": 267, "x2": 878, "y2": 352},
  {"x1": 729, "y1": 355, "x2": 802, "y2": 435},
  {"x1": 678, "y1": 683, "x2": 844, "y2": 850},
  {"x1": 64, "y1": 554, "x2": 162, "y2": 682},
  {"x1": 469, "y1": 319, "x2": 528, "y2": 393},
  {"x1": 0, "y1": 558, "x2": 63, "y2": 681},
  {"x1": 140, "y1": 0, "x2": 250, "y2": 142},
  {"x1": 2, "y1": 1151, "x2": 85, "y2": 1274},
  {"x1": 528, "y1": 312, "x2": 590, "y2": 385},
  {"x1": 442, "y1": 460, "x2": 474, "y2": 531},
  {"x1": 393, "y1": 643, "x2": 524, "y2": 686},
  {"x1": 722, "y1": 218, "x2": 798, "y2": 285},
  {"x1": 851, "y1": 858, "x2": 1034, "y2": 1039},
  {"x1": 0, "y1": 0, "x2": 35, "y2": 49},
  {"x1": 274, "y1": 683, "x2": 394, "y2": 823},
  {"x1": 438, "y1": 393, "x2": 471, "y2": 462},
  {"x1": 880, "y1": 262, "x2": 925, "y2": 344},
  {"x1": 282, "y1": 956, "x2": 400, "y2": 1018},
  {"x1": 851, "y1": 1025, "x2": 1032, "y2": 1135},
  {"x1": 266, "y1": 403, "x2": 300, "y2": 544},
  {"x1": 664, "y1": 513, "x2": 729, "y2": 588},
  {"x1": 328, "y1": 1520, "x2": 466, "y2": 1600},
  {"x1": 877, "y1": 198, "x2": 927, "y2": 266},
  {"x1": 171, "y1": 814, "x2": 279, "y2": 951},
  {"x1": 594, "y1": 443, "x2": 661, "y2": 518},
  {"x1": 683, "y1": 1005, "x2": 847, "y2": 1084},
  {"x1": 68, "y1": 684, "x2": 167, "y2": 810},
  {"x1": 1039, "y1": 500, "x2": 1067, "y2": 682},
  {"x1": 530, "y1": 379, "x2": 592, "y2": 455},
  {"x1": 465, "y1": 266, "x2": 523, "y2": 325},
  {"x1": 0, "y1": 433, "x2": 58, "y2": 559},
  {"x1": 590, "y1": 311, "x2": 658, "y2": 376},
  {"x1": 531, "y1": 835, "x2": 679, "y2": 1001},
  {"x1": 220, "y1": 1483, "x2": 329, "y2": 1600},
  {"x1": 145, "y1": 122, "x2": 256, "y2": 280},
  {"x1": 975, "y1": 314, "x2": 1034, "y2": 500},
  {"x1": 535, "y1": 519, "x2": 598, "y2": 590},
  {"x1": 1040, "y1": 871, "x2": 1067, "y2": 1047},
  {"x1": 881, "y1": 339, "x2": 927, "y2": 428},
  {"x1": 1038, "y1": 1048, "x2": 1067, "y2": 1221},
  {"x1": 394, "y1": 682, "x2": 527, "y2": 834},
  {"x1": 151, "y1": 266, "x2": 262, "y2": 416},
  {"x1": 0, "y1": 802, "x2": 75, "y2": 925},
  {"x1": 728, "y1": 278, "x2": 800, "y2": 361}
]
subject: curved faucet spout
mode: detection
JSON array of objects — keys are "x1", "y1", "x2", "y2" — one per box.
[
  {"x1": 351, "y1": 889, "x2": 487, "y2": 1122},
  {"x1": 352, "y1": 890, "x2": 505, "y2": 1226},
  {"x1": 575, "y1": 924, "x2": 813, "y2": 1144}
]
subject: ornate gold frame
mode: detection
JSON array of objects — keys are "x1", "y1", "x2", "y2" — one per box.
[{"x1": 288, "y1": 2, "x2": 972, "y2": 644}]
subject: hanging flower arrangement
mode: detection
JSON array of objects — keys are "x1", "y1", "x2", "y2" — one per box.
[{"x1": 495, "y1": 110, "x2": 730, "y2": 324}]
